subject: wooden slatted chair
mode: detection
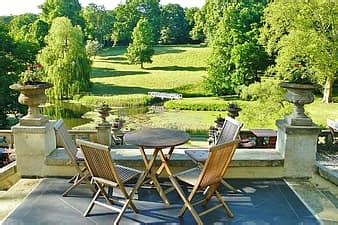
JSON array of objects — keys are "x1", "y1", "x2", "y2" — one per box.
[
  {"x1": 170, "y1": 140, "x2": 239, "y2": 225},
  {"x1": 76, "y1": 139, "x2": 142, "y2": 224},
  {"x1": 54, "y1": 119, "x2": 95, "y2": 197},
  {"x1": 184, "y1": 116, "x2": 243, "y2": 190}
]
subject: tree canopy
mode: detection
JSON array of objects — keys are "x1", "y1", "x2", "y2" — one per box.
[
  {"x1": 0, "y1": 23, "x2": 33, "y2": 127},
  {"x1": 40, "y1": 0, "x2": 85, "y2": 28},
  {"x1": 82, "y1": 3, "x2": 114, "y2": 45},
  {"x1": 260, "y1": 0, "x2": 337, "y2": 103},
  {"x1": 112, "y1": 0, "x2": 160, "y2": 45},
  {"x1": 37, "y1": 17, "x2": 91, "y2": 100},
  {"x1": 206, "y1": 1, "x2": 269, "y2": 96},
  {"x1": 126, "y1": 17, "x2": 154, "y2": 69},
  {"x1": 160, "y1": 4, "x2": 189, "y2": 44}
]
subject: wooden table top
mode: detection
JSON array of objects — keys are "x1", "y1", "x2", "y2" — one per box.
[
  {"x1": 250, "y1": 129, "x2": 277, "y2": 137},
  {"x1": 124, "y1": 128, "x2": 190, "y2": 148}
]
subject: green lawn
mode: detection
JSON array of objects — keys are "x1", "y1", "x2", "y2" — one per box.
[{"x1": 89, "y1": 45, "x2": 210, "y2": 97}]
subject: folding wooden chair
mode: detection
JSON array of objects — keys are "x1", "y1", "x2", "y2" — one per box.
[
  {"x1": 170, "y1": 140, "x2": 239, "y2": 224},
  {"x1": 76, "y1": 139, "x2": 142, "y2": 224},
  {"x1": 54, "y1": 119, "x2": 95, "y2": 197},
  {"x1": 184, "y1": 116, "x2": 243, "y2": 190}
]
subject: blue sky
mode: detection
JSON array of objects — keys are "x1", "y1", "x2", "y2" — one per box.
[{"x1": 0, "y1": 0, "x2": 205, "y2": 16}]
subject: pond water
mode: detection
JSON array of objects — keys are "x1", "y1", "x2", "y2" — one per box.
[
  {"x1": 42, "y1": 101, "x2": 149, "y2": 129},
  {"x1": 43, "y1": 101, "x2": 93, "y2": 128}
]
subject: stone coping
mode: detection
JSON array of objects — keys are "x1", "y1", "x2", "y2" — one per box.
[
  {"x1": 46, "y1": 147, "x2": 284, "y2": 168},
  {"x1": 316, "y1": 161, "x2": 338, "y2": 186}
]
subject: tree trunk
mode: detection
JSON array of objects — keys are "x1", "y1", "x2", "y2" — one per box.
[
  {"x1": 322, "y1": 76, "x2": 334, "y2": 103},
  {"x1": 141, "y1": 62, "x2": 144, "y2": 69}
]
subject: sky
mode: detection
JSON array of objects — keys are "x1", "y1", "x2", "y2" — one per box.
[{"x1": 0, "y1": 0, "x2": 205, "y2": 16}]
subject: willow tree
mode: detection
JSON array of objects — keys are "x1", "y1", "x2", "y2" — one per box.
[
  {"x1": 38, "y1": 17, "x2": 91, "y2": 100},
  {"x1": 126, "y1": 18, "x2": 154, "y2": 69}
]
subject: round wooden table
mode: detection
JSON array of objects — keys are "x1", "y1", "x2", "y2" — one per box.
[{"x1": 124, "y1": 128, "x2": 190, "y2": 205}]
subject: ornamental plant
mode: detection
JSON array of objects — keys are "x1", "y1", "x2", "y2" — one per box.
[{"x1": 18, "y1": 63, "x2": 45, "y2": 85}]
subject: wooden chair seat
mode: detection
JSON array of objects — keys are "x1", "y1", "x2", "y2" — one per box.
[
  {"x1": 175, "y1": 167, "x2": 201, "y2": 186},
  {"x1": 184, "y1": 150, "x2": 208, "y2": 163}
]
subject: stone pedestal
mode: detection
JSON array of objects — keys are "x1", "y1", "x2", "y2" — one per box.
[
  {"x1": 12, "y1": 122, "x2": 56, "y2": 177},
  {"x1": 276, "y1": 119, "x2": 320, "y2": 178},
  {"x1": 96, "y1": 123, "x2": 112, "y2": 146}
]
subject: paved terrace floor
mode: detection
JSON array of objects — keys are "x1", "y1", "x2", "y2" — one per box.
[{"x1": 1, "y1": 178, "x2": 324, "y2": 225}]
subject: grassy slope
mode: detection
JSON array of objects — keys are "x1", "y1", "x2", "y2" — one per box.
[{"x1": 89, "y1": 45, "x2": 210, "y2": 96}]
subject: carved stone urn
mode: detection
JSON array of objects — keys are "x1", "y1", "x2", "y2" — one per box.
[
  {"x1": 10, "y1": 82, "x2": 53, "y2": 126},
  {"x1": 280, "y1": 82, "x2": 318, "y2": 126}
]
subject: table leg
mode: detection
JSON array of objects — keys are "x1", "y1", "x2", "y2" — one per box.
[
  {"x1": 156, "y1": 146, "x2": 175, "y2": 176},
  {"x1": 138, "y1": 147, "x2": 170, "y2": 206},
  {"x1": 158, "y1": 149, "x2": 174, "y2": 176}
]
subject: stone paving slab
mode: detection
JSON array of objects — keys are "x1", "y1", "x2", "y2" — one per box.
[{"x1": 2, "y1": 178, "x2": 320, "y2": 225}]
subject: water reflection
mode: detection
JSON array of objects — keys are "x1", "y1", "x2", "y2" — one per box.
[{"x1": 43, "y1": 101, "x2": 93, "y2": 128}]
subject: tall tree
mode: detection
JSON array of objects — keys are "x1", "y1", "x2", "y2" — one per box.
[
  {"x1": 0, "y1": 23, "x2": 33, "y2": 127},
  {"x1": 82, "y1": 3, "x2": 114, "y2": 45},
  {"x1": 126, "y1": 18, "x2": 154, "y2": 69},
  {"x1": 260, "y1": 0, "x2": 337, "y2": 103},
  {"x1": 184, "y1": 7, "x2": 199, "y2": 43},
  {"x1": 112, "y1": 0, "x2": 160, "y2": 45},
  {"x1": 40, "y1": 0, "x2": 85, "y2": 28},
  {"x1": 160, "y1": 4, "x2": 189, "y2": 44},
  {"x1": 206, "y1": 1, "x2": 269, "y2": 95},
  {"x1": 37, "y1": 17, "x2": 91, "y2": 100}
]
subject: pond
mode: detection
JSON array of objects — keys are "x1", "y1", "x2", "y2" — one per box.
[
  {"x1": 42, "y1": 101, "x2": 149, "y2": 129},
  {"x1": 43, "y1": 101, "x2": 93, "y2": 128}
]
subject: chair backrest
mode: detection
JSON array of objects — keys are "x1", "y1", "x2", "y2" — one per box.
[
  {"x1": 76, "y1": 139, "x2": 121, "y2": 184},
  {"x1": 197, "y1": 140, "x2": 239, "y2": 188},
  {"x1": 215, "y1": 116, "x2": 243, "y2": 145},
  {"x1": 54, "y1": 119, "x2": 78, "y2": 163}
]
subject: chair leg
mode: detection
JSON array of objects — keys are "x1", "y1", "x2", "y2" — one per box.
[
  {"x1": 169, "y1": 176, "x2": 203, "y2": 225},
  {"x1": 84, "y1": 188, "x2": 101, "y2": 216},
  {"x1": 221, "y1": 180, "x2": 236, "y2": 192},
  {"x1": 62, "y1": 174, "x2": 89, "y2": 197},
  {"x1": 215, "y1": 191, "x2": 233, "y2": 218},
  {"x1": 114, "y1": 199, "x2": 131, "y2": 225}
]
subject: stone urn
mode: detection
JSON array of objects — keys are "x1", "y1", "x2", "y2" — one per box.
[
  {"x1": 280, "y1": 82, "x2": 318, "y2": 126},
  {"x1": 226, "y1": 103, "x2": 241, "y2": 119},
  {"x1": 10, "y1": 82, "x2": 53, "y2": 126}
]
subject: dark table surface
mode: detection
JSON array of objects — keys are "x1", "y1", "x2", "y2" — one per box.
[
  {"x1": 124, "y1": 128, "x2": 190, "y2": 148},
  {"x1": 250, "y1": 129, "x2": 277, "y2": 137}
]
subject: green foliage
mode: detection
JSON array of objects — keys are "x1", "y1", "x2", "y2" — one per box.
[
  {"x1": 190, "y1": 8, "x2": 206, "y2": 42},
  {"x1": 37, "y1": 17, "x2": 91, "y2": 100},
  {"x1": 112, "y1": 0, "x2": 160, "y2": 45},
  {"x1": 0, "y1": 23, "x2": 34, "y2": 127},
  {"x1": 79, "y1": 95, "x2": 151, "y2": 107},
  {"x1": 240, "y1": 79, "x2": 285, "y2": 103},
  {"x1": 206, "y1": 1, "x2": 270, "y2": 95},
  {"x1": 160, "y1": 4, "x2": 189, "y2": 44},
  {"x1": 40, "y1": 0, "x2": 85, "y2": 27},
  {"x1": 126, "y1": 18, "x2": 154, "y2": 68},
  {"x1": 164, "y1": 97, "x2": 229, "y2": 111},
  {"x1": 81, "y1": 4, "x2": 114, "y2": 45},
  {"x1": 260, "y1": 0, "x2": 337, "y2": 102}
]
